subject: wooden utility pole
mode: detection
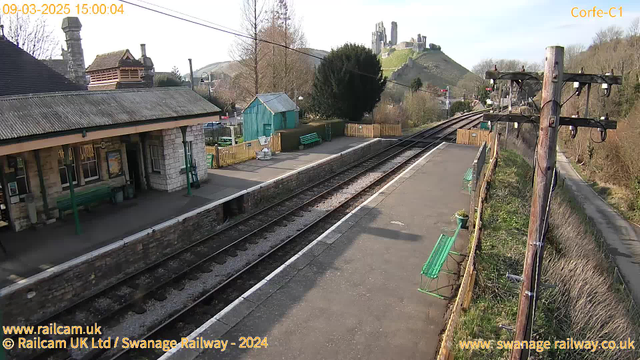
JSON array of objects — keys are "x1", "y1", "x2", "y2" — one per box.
[{"x1": 511, "y1": 46, "x2": 564, "y2": 360}]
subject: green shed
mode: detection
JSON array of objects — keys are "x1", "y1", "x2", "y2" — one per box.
[{"x1": 243, "y1": 92, "x2": 299, "y2": 141}]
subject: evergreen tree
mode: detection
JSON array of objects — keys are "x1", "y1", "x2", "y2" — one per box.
[
  {"x1": 310, "y1": 43, "x2": 386, "y2": 121},
  {"x1": 410, "y1": 77, "x2": 423, "y2": 93}
]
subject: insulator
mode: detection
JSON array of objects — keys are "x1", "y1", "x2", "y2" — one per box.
[
  {"x1": 599, "y1": 127, "x2": 607, "y2": 142},
  {"x1": 570, "y1": 125, "x2": 577, "y2": 139}
]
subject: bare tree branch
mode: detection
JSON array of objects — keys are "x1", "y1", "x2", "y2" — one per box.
[{"x1": 0, "y1": 14, "x2": 59, "y2": 59}]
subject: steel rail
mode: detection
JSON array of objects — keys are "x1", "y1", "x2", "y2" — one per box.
[
  {"x1": 18, "y1": 112, "x2": 483, "y2": 360},
  {"x1": 107, "y1": 113, "x2": 484, "y2": 360}
]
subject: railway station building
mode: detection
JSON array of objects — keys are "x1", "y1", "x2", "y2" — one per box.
[{"x1": 0, "y1": 88, "x2": 220, "y2": 232}]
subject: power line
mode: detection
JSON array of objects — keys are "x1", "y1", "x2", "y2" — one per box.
[{"x1": 118, "y1": 0, "x2": 441, "y2": 95}]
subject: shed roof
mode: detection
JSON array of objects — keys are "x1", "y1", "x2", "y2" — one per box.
[
  {"x1": 247, "y1": 92, "x2": 297, "y2": 114},
  {"x1": 0, "y1": 38, "x2": 85, "y2": 96},
  {"x1": 0, "y1": 87, "x2": 220, "y2": 142},
  {"x1": 86, "y1": 50, "x2": 144, "y2": 72}
]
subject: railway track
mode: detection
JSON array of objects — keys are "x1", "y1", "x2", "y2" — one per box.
[{"x1": 12, "y1": 112, "x2": 483, "y2": 360}]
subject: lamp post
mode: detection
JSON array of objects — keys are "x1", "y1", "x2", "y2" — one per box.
[
  {"x1": 297, "y1": 96, "x2": 304, "y2": 120},
  {"x1": 200, "y1": 72, "x2": 211, "y2": 102}
]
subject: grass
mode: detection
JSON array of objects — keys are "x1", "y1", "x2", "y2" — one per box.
[
  {"x1": 380, "y1": 49, "x2": 415, "y2": 78},
  {"x1": 567, "y1": 157, "x2": 640, "y2": 224},
  {"x1": 453, "y1": 150, "x2": 639, "y2": 360}
]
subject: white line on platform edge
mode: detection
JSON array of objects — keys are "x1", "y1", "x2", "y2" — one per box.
[{"x1": 158, "y1": 141, "x2": 446, "y2": 360}]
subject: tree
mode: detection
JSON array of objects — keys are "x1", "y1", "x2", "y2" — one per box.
[
  {"x1": 310, "y1": 43, "x2": 386, "y2": 122},
  {"x1": 230, "y1": 0, "x2": 267, "y2": 99},
  {"x1": 154, "y1": 74, "x2": 182, "y2": 87},
  {"x1": 170, "y1": 66, "x2": 182, "y2": 80},
  {"x1": 410, "y1": 77, "x2": 423, "y2": 93},
  {"x1": 0, "y1": 14, "x2": 58, "y2": 59},
  {"x1": 450, "y1": 100, "x2": 472, "y2": 114},
  {"x1": 593, "y1": 25, "x2": 624, "y2": 46},
  {"x1": 259, "y1": 0, "x2": 313, "y2": 99},
  {"x1": 564, "y1": 44, "x2": 586, "y2": 71},
  {"x1": 627, "y1": 17, "x2": 639, "y2": 38},
  {"x1": 456, "y1": 72, "x2": 486, "y2": 99},
  {"x1": 403, "y1": 92, "x2": 440, "y2": 127}
]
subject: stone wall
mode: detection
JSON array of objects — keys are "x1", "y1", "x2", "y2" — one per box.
[
  {"x1": 162, "y1": 126, "x2": 207, "y2": 192},
  {"x1": 0, "y1": 138, "x2": 391, "y2": 326}
]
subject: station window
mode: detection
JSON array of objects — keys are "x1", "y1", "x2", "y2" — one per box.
[
  {"x1": 80, "y1": 144, "x2": 99, "y2": 181},
  {"x1": 15, "y1": 157, "x2": 29, "y2": 195},
  {"x1": 179, "y1": 141, "x2": 192, "y2": 169},
  {"x1": 150, "y1": 145, "x2": 162, "y2": 172},
  {"x1": 58, "y1": 148, "x2": 78, "y2": 187}
]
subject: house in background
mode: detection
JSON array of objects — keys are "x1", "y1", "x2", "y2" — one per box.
[
  {"x1": 243, "y1": 93, "x2": 299, "y2": 141},
  {"x1": 40, "y1": 17, "x2": 155, "y2": 90},
  {"x1": 85, "y1": 47, "x2": 154, "y2": 90}
]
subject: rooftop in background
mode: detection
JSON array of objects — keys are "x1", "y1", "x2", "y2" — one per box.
[
  {"x1": 0, "y1": 37, "x2": 86, "y2": 96},
  {"x1": 86, "y1": 49, "x2": 144, "y2": 72},
  {"x1": 250, "y1": 92, "x2": 298, "y2": 114},
  {"x1": 0, "y1": 87, "x2": 221, "y2": 142}
]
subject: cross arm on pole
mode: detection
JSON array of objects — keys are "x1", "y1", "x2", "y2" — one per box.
[
  {"x1": 482, "y1": 113, "x2": 617, "y2": 129},
  {"x1": 485, "y1": 71, "x2": 622, "y2": 85}
]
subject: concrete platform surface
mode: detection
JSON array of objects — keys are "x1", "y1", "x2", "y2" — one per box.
[
  {"x1": 0, "y1": 137, "x2": 372, "y2": 289},
  {"x1": 177, "y1": 143, "x2": 479, "y2": 360}
]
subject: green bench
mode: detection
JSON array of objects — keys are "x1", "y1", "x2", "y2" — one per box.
[
  {"x1": 299, "y1": 133, "x2": 322, "y2": 148},
  {"x1": 463, "y1": 167, "x2": 473, "y2": 194},
  {"x1": 56, "y1": 186, "x2": 114, "y2": 219},
  {"x1": 418, "y1": 223, "x2": 464, "y2": 299}
]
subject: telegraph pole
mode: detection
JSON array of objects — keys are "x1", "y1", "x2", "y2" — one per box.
[{"x1": 511, "y1": 46, "x2": 564, "y2": 360}]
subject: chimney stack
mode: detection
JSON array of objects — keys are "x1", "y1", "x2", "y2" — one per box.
[
  {"x1": 61, "y1": 17, "x2": 87, "y2": 86},
  {"x1": 138, "y1": 44, "x2": 154, "y2": 88}
]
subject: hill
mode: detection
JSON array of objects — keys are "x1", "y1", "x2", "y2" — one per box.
[
  {"x1": 193, "y1": 48, "x2": 329, "y2": 79},
  {"x1": 381, "y1": 48, "x2": 471, "y2": 90}
]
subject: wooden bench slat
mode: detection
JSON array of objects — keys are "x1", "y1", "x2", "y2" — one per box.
[
  {"x1": 56, "y1": 186, "x2": 113, "y2": 212},
  {"x1": 300, "y1": 133, "x2": 321, "y2": 145},
  {"x1": 422, "y1": 234, "x2": 456, "y2": 279}
]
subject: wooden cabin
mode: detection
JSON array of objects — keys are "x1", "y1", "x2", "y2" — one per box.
[
  {"x1": 86, "y1": 49, "x2": 150, "y2": 90},
  {"x1": 243, "y1": 93, "x2": 299, "y2": 141}
]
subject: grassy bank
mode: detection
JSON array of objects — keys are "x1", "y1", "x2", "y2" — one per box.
[{"x1": 453, "y1": 150, "x2": 639, "y2": 360}]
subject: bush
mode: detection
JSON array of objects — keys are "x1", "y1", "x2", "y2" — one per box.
[
  {"x1": 403, "y1": 92, "x2": 440, "y2": 127},
  {"x1": 450, "y1": 100, "x2": 472, "y2": 114}
]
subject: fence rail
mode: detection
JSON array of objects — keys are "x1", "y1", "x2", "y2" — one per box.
[
  {"x1": 206, "y1": 133, "x2": 281, "y2": 168},
  {"x1": 456, "y1": 129, "x2": 493, "y2": 146},
  {"x1": 345, "y1": 123, "x2": 402, "y2": 138},
  {"x1": 437, "y1": 134, "x2": 499, "y2": 360}
]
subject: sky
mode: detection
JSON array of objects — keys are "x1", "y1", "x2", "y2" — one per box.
[{"x1": 5, "y1": 0, "x2": 640, "y2": 74}]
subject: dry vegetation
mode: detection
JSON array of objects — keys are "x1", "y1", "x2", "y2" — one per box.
[
  {"x1": 453, "y1": 144, "x2": 639, "y2": 359},
  {"x1": 373, "y1": 91, "x2": 442, "y2": 128},
  {"x1": 559, "y1": 20, "x2": 640, "y2": 223}
]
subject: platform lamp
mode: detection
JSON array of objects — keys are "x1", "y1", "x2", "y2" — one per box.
[{"x1": 200, "y1": 72, "x2": 211, "y2": 102}]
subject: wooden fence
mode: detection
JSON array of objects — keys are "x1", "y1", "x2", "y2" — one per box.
[
  {"x1": 437, "y1": 134, "x2": 499, "y2": 360},
  {"x1": 345, "y1": 123, "x2": 402, "y2": 138},
  {"x1": 206, "y1": 133, "x2": 281, "y2": 168},
  {"x1": 456, "y1": 129, "x2": 493, "y2": 146}
]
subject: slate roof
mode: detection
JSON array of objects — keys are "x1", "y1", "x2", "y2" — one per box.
[
  {"x1": 41, "y1": 59, "x2": 70, "y2": 78},
  {"x1": 249, "y1": 92, "x2": 297, "y2": 114},
  {"x1": 86, "y1": 50, "x2": 144, "y2": 72},
  {"x1": 0, "y1": 38, "x2": 85, "y2": 96},
  {"x1": 0, "y1": 87, "x2": 221, "y2": 142}
]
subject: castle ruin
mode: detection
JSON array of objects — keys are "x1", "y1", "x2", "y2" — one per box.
[{"x1": 371, "y1": 21, "x2": 432, "y2": 55}]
